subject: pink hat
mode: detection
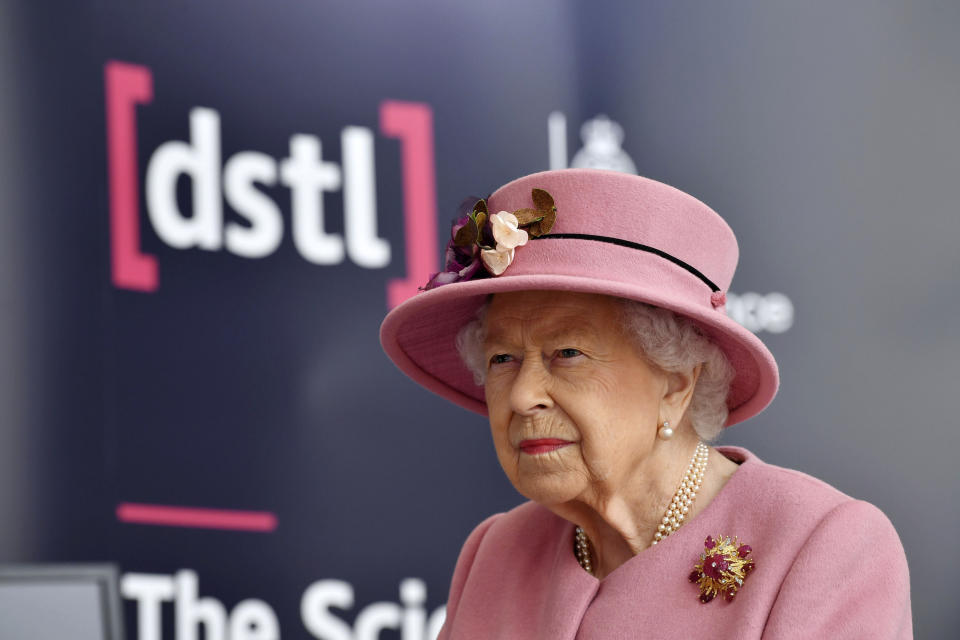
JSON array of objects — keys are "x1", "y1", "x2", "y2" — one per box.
[{"x1": 380, "y1": 169, "x2": 778, "y2": 427}]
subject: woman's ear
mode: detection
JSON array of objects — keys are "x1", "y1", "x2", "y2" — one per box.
[{"x1": 661, "y1": 363, "x2": 702, "y2": 424}]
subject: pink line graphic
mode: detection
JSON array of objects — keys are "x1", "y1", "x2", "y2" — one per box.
[{"x1": 116, "y1": 502, "x2": 278, "y2": 532}]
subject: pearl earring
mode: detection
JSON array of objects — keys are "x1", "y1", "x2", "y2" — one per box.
[{"x1": 658, "y1": 420, "x2": 674, "y2": 440}]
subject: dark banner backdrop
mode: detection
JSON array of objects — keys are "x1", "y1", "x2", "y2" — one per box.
[{"x1": 1, "y1": 1, "x2": 957, "y2": 638}]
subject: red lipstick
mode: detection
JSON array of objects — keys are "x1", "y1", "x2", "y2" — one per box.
[{"x1": 519, "y1": 438, "x2": 573, "y2": 455}]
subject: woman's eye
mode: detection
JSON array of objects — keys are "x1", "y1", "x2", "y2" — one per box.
[
  {"x1": 558, "y1": 348, "x2": 583, "y2": 359},
  {"x1": 489, "y1": 354, "x2": 513, "y2": 365}
]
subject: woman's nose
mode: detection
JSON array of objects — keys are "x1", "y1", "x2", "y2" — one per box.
[{"x1": 509, "y1": 355, "x2": 553, "y2": 415}]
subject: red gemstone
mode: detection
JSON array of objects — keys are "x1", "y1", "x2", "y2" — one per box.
[
  {"x1": 744, "y1": 561, "x2": 756, "y2": 573},
  {"x1": 688, "y1": 569, "x2": 701, "y2": 583},
  {"x1": 703, "y1": 554, "x2": 729, "y2": 580},
  {"x1": 724, "y1": 590, "x2": 737, "y2": 602},
  {"x1": 705, "y1": 535, "x2": 715, "y2": 549},
  {"x1": 738, "y1": 544, "x2": 752, "y2": 558},
  {"x1": 699, "y1": 592, "x2": 715, "y2": 604}
]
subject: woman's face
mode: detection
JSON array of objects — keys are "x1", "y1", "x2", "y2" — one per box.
[{"x1": 483, "y1": 291, "x2": 670, "y2": 507}]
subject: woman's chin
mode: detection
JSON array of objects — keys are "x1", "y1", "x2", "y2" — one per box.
[
  {"x1": 510, "y1": 469, "x2": 585, "y2": 507},
  {"x1": 495, "y1": 443, "x2": 586, "y2": 504}
]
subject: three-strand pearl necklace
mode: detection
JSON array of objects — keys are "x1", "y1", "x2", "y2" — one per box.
[{"x1": 574, "y1": 441, "x2": 709, "y2": 576}]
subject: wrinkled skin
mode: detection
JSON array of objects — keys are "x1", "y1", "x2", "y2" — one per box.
[{"x1": 483, "y1": 291, "x2": 738, "y2": 579}]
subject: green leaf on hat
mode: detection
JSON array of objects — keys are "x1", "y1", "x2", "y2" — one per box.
[
  {"x1": 531, "y1": 208, "x2": 557, "y2": 236},
  {"x1": 531, "y1": 188, "x2": 554, "y2": 211},
  {"x1": 454, "y1": 217, "x2": 478, "y2": 246},
  {"x1": 516, "y1": 206, "x2": 557, "y2": 237},
  {"x1": 512, "y1": 208, "x2": 545, "y2": 226}
]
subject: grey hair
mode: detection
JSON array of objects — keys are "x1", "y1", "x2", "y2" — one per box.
[
  {"x1": 454, "y1": 302, "x2": 489, "y2": 386},
  {"x1": 454, "y1": 297, "x2": 735, "y2": 441}
]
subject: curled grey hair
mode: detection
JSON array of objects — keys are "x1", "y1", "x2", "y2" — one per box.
[{"x1": 454, "y1": 297, "x2": 735, "y2": 441}]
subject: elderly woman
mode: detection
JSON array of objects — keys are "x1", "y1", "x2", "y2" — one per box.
[{"x1": 380, "y1": 170, "x2": 912, "y2": 638}]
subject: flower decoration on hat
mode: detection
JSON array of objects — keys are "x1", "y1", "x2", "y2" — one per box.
[
  {"x1": 423, "y1": 189, "x2": 557, "y2": 290},
  {"x1": 688, "y1": 534, "x2": 755, "y2": 603}
]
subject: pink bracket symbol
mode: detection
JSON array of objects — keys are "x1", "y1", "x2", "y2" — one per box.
[{"x1": 380, "y1": 101, "x2": 438, "y2": 309}]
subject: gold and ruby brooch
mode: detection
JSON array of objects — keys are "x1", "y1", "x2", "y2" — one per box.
[{"x1": 689, "y1": 534, "x2": 755, "y2": 603}]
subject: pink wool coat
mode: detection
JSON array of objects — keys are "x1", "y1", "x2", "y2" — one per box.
[{"x1": 438, "y1": 447, "x2": 912, "y2": 639}]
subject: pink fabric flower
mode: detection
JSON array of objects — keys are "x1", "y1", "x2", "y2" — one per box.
[
  {"x1": 422, "y1": 189, "x2": 552, "y2": 288},
  {"x1": 422, "y1": 213, "x2": 482, "y2": 290},
  {"x1": 481, "y1": 246, "x2": 515, "y2": 275},
  {"x1": 489, "y1": 212, "x2": 529, "y2": 250}
]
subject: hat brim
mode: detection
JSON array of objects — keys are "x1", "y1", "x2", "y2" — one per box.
[{"x1": 380, "y1": 273, "x2": 779, "y2": 427}]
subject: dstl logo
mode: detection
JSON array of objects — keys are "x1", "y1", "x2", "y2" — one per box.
[{"x1": 104, "y1": 60, "x2": 437, "y2": 307}]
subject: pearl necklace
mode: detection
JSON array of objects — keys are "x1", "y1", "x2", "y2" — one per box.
[
  {"x1": 574, "y1": 525, "x2": 594, "y2": 575},
  {"x1": 574, "y1": 441, "x2": 709, "y2": 575}
]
